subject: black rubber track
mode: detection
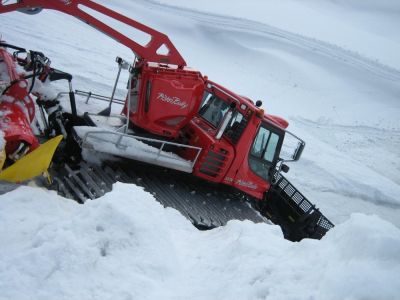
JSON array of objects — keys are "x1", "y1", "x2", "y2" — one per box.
[{"x1": 49, "y1": 159, "x2": 266, "y2": 229}]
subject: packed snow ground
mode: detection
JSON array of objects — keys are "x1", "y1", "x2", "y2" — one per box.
[
  {"x1": 1, "y1": 184, "x2": 400, "y2": 300},
  {"x1": 1, "y1": 0, "x2": 400, "y2": 299}
]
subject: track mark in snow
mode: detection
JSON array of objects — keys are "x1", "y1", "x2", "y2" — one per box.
[
  {"x1": 295, "y1": 117, "x2": 400, "y2": 185},
  {"x1": 300, "y1": 157, "x2": 400, "y2": 210},
  {"x1": 139, "y1": 0, "x2": 400, "y2": 82}
]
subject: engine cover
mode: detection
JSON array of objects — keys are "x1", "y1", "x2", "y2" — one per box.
[{"x1": 126, "y1": 62, "x2": 205, "y2": 138}]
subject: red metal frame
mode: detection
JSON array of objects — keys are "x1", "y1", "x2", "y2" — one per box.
[{"x1": 0, "y1": 0, "x2": 186, "y2": 66}]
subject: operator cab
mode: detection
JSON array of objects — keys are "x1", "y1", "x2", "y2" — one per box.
[
  {"x1": 198, "y1": 86, "x2": 285, "y2": 181},
  {"x1": 186, "y1": 80, "x2": 304, "y2": 199},
  {"x1": 195, "y1": 85, "x2": 284, "y2": 177}
]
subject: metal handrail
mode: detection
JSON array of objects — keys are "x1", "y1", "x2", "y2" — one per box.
[
  {"x1": 56, "y1": 91, "x2": 125, "y2": 105},
  {"x1": 82, "y1": 130, "x2": 202, "y2": 168}
]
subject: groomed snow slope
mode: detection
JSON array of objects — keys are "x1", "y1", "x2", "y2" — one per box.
[
  {"x1": 1, "y1": 184, "x2": 400, "y2": 300},
  {"x1": 154, "y1": 0, "x2": 400, "y2": 69},
  {"x1": 1, "y1": 0, "x2": 400, "y2": 298}
]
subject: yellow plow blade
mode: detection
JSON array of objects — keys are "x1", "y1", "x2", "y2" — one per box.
[
  {"x1": 0, "y1": 148, "x2": 5, "y2": 170},
  {"x1": 0, "y1": 135, "x2": 63, "y2": 183}
]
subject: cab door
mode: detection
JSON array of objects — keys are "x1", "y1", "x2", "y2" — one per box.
[
  {"x1": 248, "y1": 124, "x2": 283, "y2": 182},
  {"x1": 232, "y1": 121, "x2": 284, "y2": 199}
]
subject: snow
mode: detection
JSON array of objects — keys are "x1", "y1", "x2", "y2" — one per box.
[
  {"x1": 153, "y1": 0, "x2": 400, "y2": 70},
  {"x1": 0, "y1": 130, "x2": 4, "y2": 151},
  {"x1": 1, "y1": 184, "x2": 399, "y2": 300},
  {"x1": 0, "y1": 0, "x2": 400, "y2": 298},
  {"x1": 0, "y1": 60, "x2": 10, "y2": 82},
  {"x1": 29, "y1": 77, "x2": 58, "y2": 101},
  {"x1": 0, "y1": 60, "x2": 10, "y2": 95},
  {"x1": 0, "y1": 94, "x2": 14, "y2": 103}
]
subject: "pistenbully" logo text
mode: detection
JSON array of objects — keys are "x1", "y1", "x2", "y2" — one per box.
[{"x1": 157, "y1": 92, "x2": 188, "y2": 109}]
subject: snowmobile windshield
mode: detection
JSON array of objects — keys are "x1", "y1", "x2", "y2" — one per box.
[
  {"x1": 249, "y1": 123, "x2": 282, "y2": 181},
  {"x1": 198, "y1": 91, "x2": 230, "y2": 128}
]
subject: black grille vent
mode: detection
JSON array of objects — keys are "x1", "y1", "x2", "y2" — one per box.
[{"x1": 199, "y1": 149, "x2": 228, "y2": 177}]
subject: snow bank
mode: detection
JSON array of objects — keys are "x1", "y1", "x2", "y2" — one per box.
[
  {"x1": 0, "y1": 184, "x2": 179, "y2": 300},
  {"x1": 1, "y1": 184, "x2": 399, "y2": 300},
  {"x1": 0, "y1": 60, "x2": 10, "y2": 96}
]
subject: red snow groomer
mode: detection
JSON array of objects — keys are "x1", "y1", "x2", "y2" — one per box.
[{"x1": 0, "y1": 0, "x2": 333, "y2": 241}]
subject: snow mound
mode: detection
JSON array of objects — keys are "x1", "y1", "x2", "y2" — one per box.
[{"x1": 0, "y1": 184, "x2": 399, "y2": 300}]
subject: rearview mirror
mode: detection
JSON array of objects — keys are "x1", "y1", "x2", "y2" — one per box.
[
  {"x1": 293, "y1": 142, "x2": 305, "y2": 161},
  {"x1": 279, "y1": 130, "x2": 306, "y2": 163}
]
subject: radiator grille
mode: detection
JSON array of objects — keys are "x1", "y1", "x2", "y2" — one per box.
[{"x1": 199, "y1": 149, "x2": 228, "y2": 177}]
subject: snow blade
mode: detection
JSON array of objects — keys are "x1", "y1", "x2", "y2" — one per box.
[
  {"x1": 0, "y1": 148, "x2": 5, "y2": 170},
  {"x1": 260, "y1": 173, "x2": 334, "y2": 242},
  {"x1": 0, "y1": 135, "x2": 63, "y2": 183}
]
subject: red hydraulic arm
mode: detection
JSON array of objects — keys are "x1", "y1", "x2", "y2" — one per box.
[{"x1": 0, "y1": 0, "x2": 187, "y2": 67}]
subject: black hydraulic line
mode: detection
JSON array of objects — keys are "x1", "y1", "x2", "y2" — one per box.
[
  {"x1": 1, "y1": 73, "x2": 37, "y2": 96},
  {"x1": 0, "y1": 42, "x2": 26, "y2": 52},
  {"x1": 69, "y1": 90, "x2": 77, "y2": 117}
]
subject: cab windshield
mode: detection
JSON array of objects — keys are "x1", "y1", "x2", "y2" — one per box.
[{"x1": 249, "y1": 124, "x2": 282, "y2": 181}]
